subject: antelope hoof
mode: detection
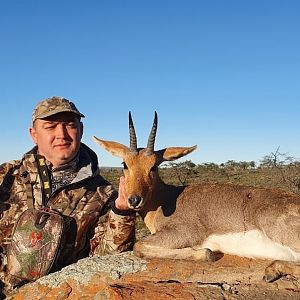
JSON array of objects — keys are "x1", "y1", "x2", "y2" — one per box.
[
  {"x1": 193, "y1": 248, "x2": 215, "y2": 262},
  {"x1": 205, "y1": 248, "x2": 216, "y2": 262},
  {"x1": 263, "y1": 271, "x2": 282, "y2": 283},
  {"x1": 263, "y1": 261, "x2": 283, "y2": 283}
]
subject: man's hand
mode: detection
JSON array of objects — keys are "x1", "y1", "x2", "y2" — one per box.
[{"x1": 114, "y1": 176, "x2": 130, "y2": 211}]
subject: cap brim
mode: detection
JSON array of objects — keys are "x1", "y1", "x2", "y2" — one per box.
[{"x1": 34, "y1": 109, "x2": 85, "y2": 120}]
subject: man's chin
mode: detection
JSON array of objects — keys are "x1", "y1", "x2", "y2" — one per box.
[{"x1": 54, "y1": 152, "x2": 76, "y2": 165}]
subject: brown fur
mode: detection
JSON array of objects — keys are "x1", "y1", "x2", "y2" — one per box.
[{"x1": 93, "y1": 116, "x2": 300, "y2": 282}]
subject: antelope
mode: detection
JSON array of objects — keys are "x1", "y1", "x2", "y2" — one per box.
[{"x1": 93, "y1": 112, "x2": 300, "y2": 282}]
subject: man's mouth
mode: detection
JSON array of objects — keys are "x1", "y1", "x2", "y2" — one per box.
[{"x1": 54, "y1": 144, "x2": 71, "y2": 148}]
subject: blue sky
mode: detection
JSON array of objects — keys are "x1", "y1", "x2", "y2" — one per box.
[{"x1": 1, "y1": 1, "x2": 300, "y2": 167}]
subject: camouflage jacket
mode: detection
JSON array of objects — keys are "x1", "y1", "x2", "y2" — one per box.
[{"x1": 0, "y1": 143, "x2": 135, "y2": 283}]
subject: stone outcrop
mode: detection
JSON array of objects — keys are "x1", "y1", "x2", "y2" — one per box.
[{"x1": 7, "y1": 252, "x2": 300, "y2": 299}]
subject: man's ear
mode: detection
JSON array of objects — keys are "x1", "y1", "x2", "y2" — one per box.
[
  {"x1": 29, "y1": 126, "x2": 38, "y2": 145},
  {"x1": 79, "y1": 121, "x2": 84, "y2": 139}
]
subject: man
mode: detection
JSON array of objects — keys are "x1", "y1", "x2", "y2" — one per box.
[{"x1": 0, "y1": 96, "x2": 135, "y2": 294}]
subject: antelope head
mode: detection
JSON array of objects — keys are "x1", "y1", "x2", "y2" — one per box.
[{"x1": 93, "y1": 112, "x2": 197, "y2": 210}]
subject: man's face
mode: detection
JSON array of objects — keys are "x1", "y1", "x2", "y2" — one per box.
[{"x1": 30, "y1": 112, "x2": 83, "y2": 167}]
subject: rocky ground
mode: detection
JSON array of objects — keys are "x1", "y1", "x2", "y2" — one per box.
[{"x1": 6, "y1": 252, "x2": 300, "y2": 300}]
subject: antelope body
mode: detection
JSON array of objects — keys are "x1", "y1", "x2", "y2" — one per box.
[{"x1": 94, "y1": 112, "x2": 300, "y2": 282}]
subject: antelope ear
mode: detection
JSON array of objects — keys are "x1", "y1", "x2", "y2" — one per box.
[
  {"x1": 157, "y1": 145, "x2": 197, "y2": 163},
  {"x1": 93, "y1": 136, "x2": 129, "y2": 158}
]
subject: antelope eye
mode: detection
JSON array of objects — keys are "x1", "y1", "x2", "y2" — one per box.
[
  {"x1": 122, "y1": 162, "x2": 128, "y2": 170},
  {"x1": 150, "y1": 165, "x2": 157, "y2": 172}
]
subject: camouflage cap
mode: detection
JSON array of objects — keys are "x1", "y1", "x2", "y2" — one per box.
[{"x1": 32, "y1": 96, "x2": 85, "y2": 123}]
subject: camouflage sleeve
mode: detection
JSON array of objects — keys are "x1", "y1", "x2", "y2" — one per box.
[
  {"x1": 0, "y1": 160, "x2": 22, "y2": 282},
  {"x1": 0, "y1": 162, "x2": 14, "y2": 189},
  {"x1": 0, "y1": 160, "x2": 21, "y2": 206},
  {"x1": 90, "y1": 201, "x2": 136, "y2": 256}
]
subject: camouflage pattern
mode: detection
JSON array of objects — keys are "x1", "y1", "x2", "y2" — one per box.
[
  {"x1": 32, "y1": 96, "x2": 85, "y2": 123},
  {"x1": 0, "y1": 143, "x2": 135, "y2": 291},
  {"x1": 7, "y1": 208, "x2": 65, "y2": 281},
  {"x1": 90, "y1": 210, "x2": 136, "y2": 255}
]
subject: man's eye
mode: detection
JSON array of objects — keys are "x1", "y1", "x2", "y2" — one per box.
[{"x1": 67, "y1": 123, "x2": 76, "y2": 128}]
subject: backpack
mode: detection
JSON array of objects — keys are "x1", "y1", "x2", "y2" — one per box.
[
  {"x1": 4, "y1": 155, "x2": 81, "y2": 281},
  {"x1": 7, "y1": 207, "x2": 67, "y2": 281}
]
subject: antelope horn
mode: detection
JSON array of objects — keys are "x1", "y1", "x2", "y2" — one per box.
[
  {"x1": 129, "y1": 111, "x2": 138, "y2": 153},
  {"x1": 145, "y1": 111, "x2": 158, "y2": 156}
]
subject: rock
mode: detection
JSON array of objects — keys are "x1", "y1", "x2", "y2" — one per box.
[{"x1": 6, "y1": 252, "x2": 300, "y2": 299}]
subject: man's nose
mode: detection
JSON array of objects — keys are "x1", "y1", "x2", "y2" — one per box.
[{"x1": 56, "y1": 124, "x2": 68, "y2": 137}]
